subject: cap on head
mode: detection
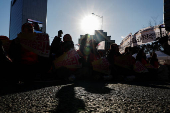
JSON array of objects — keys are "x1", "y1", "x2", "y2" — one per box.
[{"x1": 110, "y1": 43, "x2": 118, "y2": 50}]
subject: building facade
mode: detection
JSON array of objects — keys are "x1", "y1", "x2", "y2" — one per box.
[
  {"x1": 78, "y1": 30, "x2": 115, "y2": 55},
  {"x1": 9, "y1": 0, "x2": 47, "y2": 40}
]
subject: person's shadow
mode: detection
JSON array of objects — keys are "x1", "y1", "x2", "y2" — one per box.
[
  {"x1": 53, "y1": 83, "x2": 85, "y2": 113},
  {"x1": 53, "y1": 80, "x2": 112, "y2": 113}
]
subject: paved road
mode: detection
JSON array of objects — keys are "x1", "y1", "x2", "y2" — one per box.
[{"x1": 0, "y1": 80, "x2": 170, "y2": 113}]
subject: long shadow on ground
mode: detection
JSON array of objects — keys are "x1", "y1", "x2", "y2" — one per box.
[
  {"x1": 53, "y1": 80, "x2": 112, "y2": 113},
  {"x1": 53, "y1": 84, "x2": 85, "y2": 113}
]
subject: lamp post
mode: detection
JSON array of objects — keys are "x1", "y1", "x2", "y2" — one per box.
[{"x1": 92, "y1": 13, "x2": 103, "y2": 30}]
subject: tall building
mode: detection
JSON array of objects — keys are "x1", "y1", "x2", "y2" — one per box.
[{"x1": 9, "y1": 0, "x2": 47, "y2": 40}]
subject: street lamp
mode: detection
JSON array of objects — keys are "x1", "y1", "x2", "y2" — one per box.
[{"x1": 92, "y1": 13, "x2": 103, "y2": 30}]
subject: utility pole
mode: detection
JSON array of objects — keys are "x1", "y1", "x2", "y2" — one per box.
[{"x1": 92, "y1": 13, "x2": 103, "y2": 30}]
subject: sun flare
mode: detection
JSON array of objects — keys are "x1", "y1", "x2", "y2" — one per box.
[{"x1": 81, "y1": 15, "x2": 101, "y2": 35}]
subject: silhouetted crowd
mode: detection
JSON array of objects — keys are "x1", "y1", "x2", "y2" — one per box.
[{"x1": 0, "y1": 23, "x2": 169, "y2": 84}]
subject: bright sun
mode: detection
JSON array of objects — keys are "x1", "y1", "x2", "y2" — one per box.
[{"x1": 81, "y1": 15, "x2": 101, "y2": 35}]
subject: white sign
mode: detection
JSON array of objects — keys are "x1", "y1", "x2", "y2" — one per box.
[{"x1": 97, "y1": 41, "x2": 105, "y2": 50}]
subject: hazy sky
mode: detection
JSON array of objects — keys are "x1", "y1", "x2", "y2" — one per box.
[{"x1": 0, "y1": 0, "x2": 164, "y2": 45}]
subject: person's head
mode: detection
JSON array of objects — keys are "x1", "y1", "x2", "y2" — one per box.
[
  {"x1": 125, "y1": 47, "x2": 129, "y2": 53},
  {"x1": 110, "y1": 43, "x2": 119, "y2": 52},
  {"x1": 89, "y1": 39, "x2": 98, "y2": 48},
  {"x1": 152, "y1": 52, "x2": 157, "y2": 59},
  {"x1": 129, "y1": 47, "x2": 134, "y2": 54},
  {"x1": 22, "y1": 23, "x2": 33, "y2": 33},
  {"x1": 58, "y1": 30, "x2": 63, "y2": 37},
  {"x1": 138, "y1": 49, "x2": 146, "y2": 57},
  {"x1": 80, "y1": 34, "x2": 90, "y2": 47},
  {"x1": 32, "y1": 22, "x2": 40, "y2": 31},
  {"x1": 79, "y1": 34, "x2": 91, "y2": 55},
  {"x1": 136, "y1": 49, "x2": 146, "y2": 61},
  {"x1": 63, "y1": 34, "x2": 72, "y2": 42}
]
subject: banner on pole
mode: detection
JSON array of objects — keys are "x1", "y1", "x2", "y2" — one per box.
[
  {"x1": 135, "y1": 25, "x2": 166, "y2": 45},
  {"x1": 120, "y1": 24, "x2": 167, "y2": 48}
]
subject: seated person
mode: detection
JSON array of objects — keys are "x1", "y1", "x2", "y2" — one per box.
[
  {"x1": 149, "y1": 52, "x2": 159, "y2": 68},
  {"x1": 136, "y1": 49, "x2": 147, "y2": 66},
  {"x1": 9, "y1": 23, "x2": 39, "y2": 82}
]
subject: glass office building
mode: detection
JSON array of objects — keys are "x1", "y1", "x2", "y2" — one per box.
[{"x1": 9, "y1": 0, "x2": 47, "y2": 40}]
